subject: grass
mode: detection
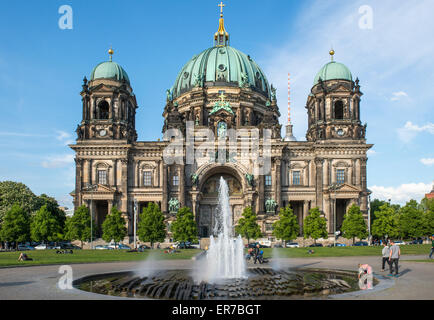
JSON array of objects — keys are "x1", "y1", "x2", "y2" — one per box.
[
  {"x1": 0, "y1": 245, "x2": 431, "y2": 267},
  {"x1": 261, "y1": 244, "x2": 432, "y2": 259},
  {"x1": 0, "y1": 249, "x2": 201, "y2": 267}
]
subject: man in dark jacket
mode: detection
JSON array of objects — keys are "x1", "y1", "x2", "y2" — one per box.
[{"x1": 253, "y1": 244, "x2": 261, "y2": 264}]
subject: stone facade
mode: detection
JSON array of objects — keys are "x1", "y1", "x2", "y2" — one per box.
[{"x1": 70, "y1": 15, "x2": 372, "y2": 243}]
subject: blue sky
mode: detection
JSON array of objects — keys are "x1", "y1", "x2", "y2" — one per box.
[{"x1": 0, "y1": 0, "x2": 433, "y2": 208}]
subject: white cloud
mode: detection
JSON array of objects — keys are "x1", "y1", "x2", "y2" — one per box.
[
  {"x1": 370, "y1": 182, "x2": 432, "y2": 205},
  {"x1": 41, "y1": 154, "x2": 74, "y2": 168},
  {"x1": 367, "y1": 149, "x2": 376, "y2": 156},
  {"x1": 397, "y1": 121, "x2": 434, "y2": 143},
  {"x1": 421, "y1": 158, "x2": 434, "y2": 166},
  {"x1": 262, "y1": 0, "x2": 434, "y2": 139},
  {"x1": 55, "y1": 130, "x2": 74, "y2": 145},
  {"x1": 391, "y1": 91, "x2": 408, "y2": 101}
]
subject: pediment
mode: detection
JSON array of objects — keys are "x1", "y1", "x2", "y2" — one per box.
[
  {"x1": 335, "y1": 183, "x2": 361, "y2": 193},
  {"x1": 93, "y1": 184, "x2": 117, "y2": 193}
]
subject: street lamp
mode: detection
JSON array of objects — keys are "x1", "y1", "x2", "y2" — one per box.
[
  {"x1": 133, "y1": 199, "x2": 138, "y2": 250},
  {"x1": 368, "y1": 194, "x2": 371, "y2": 246},
  {"x1": 84, "y1": 183, "x2": 98, "y2": 250}
]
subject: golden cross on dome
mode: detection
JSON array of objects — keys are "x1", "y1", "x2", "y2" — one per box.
[
  {"x1": 218, "y1": 1, "x2": 225, "y2": 16},
  {"x1": 219, "y1": 91, "x2": 226, "y2": 102}
]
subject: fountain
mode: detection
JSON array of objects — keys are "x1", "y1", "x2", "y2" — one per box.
[
  {"x1": 199, "y1": 177, "x2": 246, "y2": 282},
  {"x1": 73, "y1": 177, "x2": 372, "y2": 299}
]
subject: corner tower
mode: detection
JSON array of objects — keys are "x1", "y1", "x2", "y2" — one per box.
[
  {"x1": 76, "y1": 49, "x2": 138, "y2": 143},
  {"x1": 306, "y1": 50, "x2": 365, "y2": 142}
]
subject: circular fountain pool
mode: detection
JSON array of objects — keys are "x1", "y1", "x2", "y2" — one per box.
[{"x1": 74, "y1": 267, "x2": 368, "y2": 300}]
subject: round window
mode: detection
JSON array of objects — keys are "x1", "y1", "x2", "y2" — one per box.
[
  {"x1": 337, "y1": 129, "x2": 344, "y2": 136},
  {"x1": 183, "y1": 72, "x2": 189, "y2": 79},
  {"x1": 218, "y1": 64, "x2": 226, "y2": 71}
]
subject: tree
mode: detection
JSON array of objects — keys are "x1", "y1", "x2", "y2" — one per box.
[
  {"x1": 420, "y1": 198, "x2": 434, "y2": 237},
  {"x1": 171, "y1": 207, "x2": 198, "y2": 244},
  {"x1": 0, "y1": 204, "x2": 30, "y2": 249},
  {"x1": 137, "y1": 202, "x2": 166, "y2": 248},
  {"x1": 64, "y1": 205, "x2": 95, "y2": 248},
  {"x1": 0, "y1": 181, "x2": 40, "y2": 225},
  {"x1": 37, "y1": 194, "x2": 66, "y2": 231},
  {"x1": 30, "y1": 205, "x2": 63, "y2": 243},
  {"x1": 235, "y1": 207, "x2": 262, "y2": 244},
  {"x1": 101, "y1": 206, "x2": 127, "y2": 248},
  {"x1": 341, "y1": 204, "x2": 368, "y2": 244},
  {"x1": 371, "y1": 203, "x2": 399, "y2": 240},
  {"x1": 272, "y1": 206, "x2": 299, "y2": 247},
  {"x1": 398, "y1": 200, "x2": 425, "y2": 239},
  {"x1": 303, "y1": 207, "x2": 327, "y2": 244},
  {"x1": 370, "y1": 199, "x2": 387, "y2": 227}
]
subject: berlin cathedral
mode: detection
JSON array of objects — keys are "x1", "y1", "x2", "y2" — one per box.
[{"x1": 70, "y1": 4, "x2": 372, "y2": 243}]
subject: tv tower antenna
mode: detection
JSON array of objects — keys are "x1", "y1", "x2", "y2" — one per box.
[{"x1": 284, "y1": 72, "x2": 297, "y2": 141}]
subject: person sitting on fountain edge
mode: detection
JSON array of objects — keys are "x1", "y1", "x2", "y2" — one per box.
[{"x1": 253, "y1": 244, "x2": 262, "y2": 264}]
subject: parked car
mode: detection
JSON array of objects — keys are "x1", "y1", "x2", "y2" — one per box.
[
  {"x1": 393, "y1": 240, "x2": 405, "y2": 246},
  {"x1": 94, "y1": 245, "x2": 113, "y2": 250},
  {"x1": 60, "y1": 243, "x2": 82, "y2": 250},
  {"x1": 117, "y1": 244, "x2": 131, "y2": 250},
  {"x1": 309, "y1": 243, "x2": 323, "y2": 247},
  {"x1": 34, "y1": 244, "x2": 51, "y2": 250},
  {"x1": 285, "y1": 242, "x2": 300, "y2": 248},
  {"x1": 336, "y1": 243, "x2": 346, "y2": 247},
  {"x1": 352, "y1": 241, "x2": 368, "y2": 246},
  {"x1": 407, "y1": 239, "x2": 423, "y2": 245},
  {"x1": 176, "y1": 242, "x2": 194, "y2": 249},
  {"x1": 190, "y1": 242, "x2": 200, "y2": 249},
  {"x1": 246, "y1": 242, "x2": 259, "y2": 248},
  {"x1": 17, "y1": 244, "x2": 35, "y2": 251}
]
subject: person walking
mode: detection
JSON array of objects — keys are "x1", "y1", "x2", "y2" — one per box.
[
  {"x1": 381, "y1": 242, "x2": 390, "y2": 271},
  {"x1": 253, "y1": 244, "x2": 260, "y2": 264},
  {"x1": 388, "y1": 240, "x2": 400, "y2": 277},
  {"x1": 429, "y1": 235, "x2": 434, "y2": 259}
]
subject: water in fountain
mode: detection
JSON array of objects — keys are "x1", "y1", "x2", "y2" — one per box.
[{"x1": 200, "y1": 177, "x2": 246, "y2": 283}]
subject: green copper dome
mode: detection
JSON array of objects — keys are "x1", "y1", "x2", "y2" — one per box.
[
  {"x1": 313, "y1": 61, "x2": 352, "y2": 85},
  {"x1": 90, "y1": 61, "x2": 130, "y2": 84},
  {"x1": 171, "y1": 46, "x2": 270, "y2": 99}
]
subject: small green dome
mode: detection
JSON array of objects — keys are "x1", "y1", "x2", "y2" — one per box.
[
  {"x1": 90, "y1": 61, "x2": 130, "y2": 84},
  {"x1": 313, "y1": 61, "x2": 352, "y2": 85},
  {"x1": 172, "y1": 46, "x2": 270, "y2": 99}
]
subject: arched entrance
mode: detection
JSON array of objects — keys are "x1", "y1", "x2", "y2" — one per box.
[{"x1": 196, "y1": 166, "x2": 246, "y2": 238}]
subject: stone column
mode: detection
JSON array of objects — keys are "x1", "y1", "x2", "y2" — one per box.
[
  {"x1": 302, "y1": 200, "x2": 309, "y2": 235},
  {"x1": 355, "y1": 158, "x2": 361, "y2": 188},
  {"x1": 257, "y1": 175, "x2": 265, "y2": 213},
  {"x1": 275, "y1": 159, "x2": 281, "y2": 209},
  {"x1": 162, "y1": 164, "x2": 168, "y2": 213},
  {"x1": 108, "y1": 200, "x2": 113, "y2": 214},
  {"x1": 120, "y1": 159, "x2": 129, "y2": 213},
  {"x1": 74, "y1": 158, "x2": 83, "y2": 208},
  {"x1": 314, "y1": 158, "x2": 323, "y2": 210},
  {"x1": 323, "y1": 159, "x2": 329, "y2": 187},
  {"x1": 179, "y1": 164, "x2": 185, "y2": 207}
]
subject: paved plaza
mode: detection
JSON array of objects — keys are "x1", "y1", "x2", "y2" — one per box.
[{"x1": 0, "y1": 255, "x2": 432, "y2": 300}]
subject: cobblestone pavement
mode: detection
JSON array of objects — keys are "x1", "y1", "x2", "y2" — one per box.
[{"x1": 0, "y1": 255, "x2": 432, "y2": 300}]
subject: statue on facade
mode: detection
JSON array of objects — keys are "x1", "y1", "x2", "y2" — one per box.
[
  {"x1": 271, "y1": 84, "x2": 277, "y2": 101},
  {"x1": 168, "y1": 198, "x2": 180, "y2": 214},
  {"x1": 193, "y1": 73, "x2": 204, "y2": 88},
  {"x1": 240, "y1": 72, "x2": 249, "y2": 88},
  {"x1": 166, "y1": 89, "x2": 173, "y2": 102},
  {"x1": 245, "y1": 173, "x2": 254, "y2": 187},
  {"x1": 265, "y1": 198, "x2": 277, "y2": 213},
  {"x1": 191, "y1": 174, "x2": 198, "y2": 186}
]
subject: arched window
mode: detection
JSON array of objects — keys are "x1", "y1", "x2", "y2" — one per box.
[
  {"x1": 98, "y1": 101, "x2": 109, "y2": 120},
  {"x1": 334, "y1": 101, "x2": 344, "y2": 120}
]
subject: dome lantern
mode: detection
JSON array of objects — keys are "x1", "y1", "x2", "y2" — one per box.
[{"x1": 214, "y1": 2, "x2": 229, "y2": 47}]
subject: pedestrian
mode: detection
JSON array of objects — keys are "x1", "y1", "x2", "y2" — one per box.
[
  {"x1": 381, "y1": 242, "x2": 390, "y2": 271},
  {"x1": 358, "y1": 264, "x2": 373, "y2": 289},
  {"x1": 429, "y1": 235, "x2": 434, "y2": 259},
  {"x1": 388, "y1": 240, "x2": 400, "y2": 277},
  {"x1": 253, "y1": 244, "x2": 260, "y2": 264}
]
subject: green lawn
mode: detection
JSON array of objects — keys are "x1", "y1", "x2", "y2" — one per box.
[
  {"x1": 261, "y1": 244, "x2": 432, "y2": 258},
  {"x1": 0, "y1": 245, "x2": 431, "y2": 268},
  {"x1": 0, "y1": 249, "x2": 201, "y2": 267}
]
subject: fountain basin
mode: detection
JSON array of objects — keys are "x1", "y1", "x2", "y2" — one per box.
[{"x1": 73, "y1": 268, "x2": 370, "y2": 300}]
